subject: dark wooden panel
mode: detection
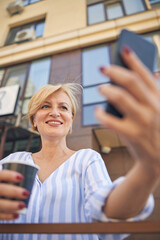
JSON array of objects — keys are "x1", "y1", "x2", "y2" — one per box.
[{"x1": 0, "y1": 221, "x2": 160, "y2": 234}]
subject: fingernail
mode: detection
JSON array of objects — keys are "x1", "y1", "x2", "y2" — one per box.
[
  {"x1": 22, "y1": 190, "x2": 30, "y2": 197},
  {"x1": 122, "y1": 46, "x2": 132, "y2": 54},
  {"x1": 18, "y1": 203, "x2": 26, "y2": 209},
  {"x1": 13, "y1": 213, "x2": 19, "y2": 219},
  {"x1": 99, "y1": 67, "x2": 105, "y2": 73},
  {"x1": 16, "y1": 175, "x2": 24, "y2": 181}
]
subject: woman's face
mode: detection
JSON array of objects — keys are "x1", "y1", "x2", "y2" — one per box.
[{"x1": 33, "y1": 90, "x2": 73, "y2": 140}]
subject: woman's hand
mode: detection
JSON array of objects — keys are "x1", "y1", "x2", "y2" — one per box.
[
  {"x1": 95, "y1": 46, "x2": 160, "y2": 175},
  {"x1": 95, "y1": 46, "x2": 160, "y2": 219},
  {"x1": 0, "y1": 169, "x2": 30, "y2": 220}
]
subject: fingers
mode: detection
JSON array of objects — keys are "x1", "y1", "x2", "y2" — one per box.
[
  {"x1": 0, "y1": 170, "x2": 30, "y2": 220},
  {"x1": 94, "y1": 106, "x2": 129, "y2": 136},
  {"x1": 0, "y1": 169, "x2": 24, "y2": 182},
  {"x1": 121, "y1": 46, "x2": 158, "y2": 93},
  {"x1": 0, "y1": 183, "x2": 30, "y2": 199},
  {"x1": 97, "y1": 84, "x2": 159, "y2": 131},
  {"x1": 100, "y1": 66, "x2": 157, "y2": 108},
  {"x1": 98, "y1": 84, "x2": 140, "y2": 117},
  {"x1": 0, "y1": 170, "x2": 30, "y2": 199},
  {"x1": 95, "y1": 106, "x2": 145, "y2": 139},
  {"x1": 99, "y1": 45, "x2": 160, "y2": 111},
  {"x1": 0, "y1": 199, "x2": 26, "y2": 220},
  {"x1": 97, "y1": 44, "x2": 160, "y2": 168},
  {"x1": 0, "y1": 199, "x2": 26, "y2": 213},
  {"x1": 95, "y1": 105, "x2": 120, "y2": 127},
  {"x1": 0, "y1": 213, "x2": 19, "y2": 220}
]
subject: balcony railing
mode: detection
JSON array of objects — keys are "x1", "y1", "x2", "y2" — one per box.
[{"x1": 0, "y1": 221, "x2": 160, "y2": 234}]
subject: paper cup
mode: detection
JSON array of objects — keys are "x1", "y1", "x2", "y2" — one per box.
[{"x1": 2, "y1": 160, "x2": 39, "y2": 214}]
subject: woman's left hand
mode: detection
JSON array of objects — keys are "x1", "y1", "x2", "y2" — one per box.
[{"x1": 95, "y1": 46, "x2": 160, "y2": 174}]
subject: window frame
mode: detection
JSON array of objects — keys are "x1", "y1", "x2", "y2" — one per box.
[
  {"x1": 149, "y1": 0, "x2": 160, "y2": 4},
  {"x1": 0, "y1": 56, "x2": 51, "y2": 116},
  {"x1": 104, "y1": 1, "x2": 126, "y2": 20},
  {"x1": 87, "y1": 0, "x2": 147, "y2": 25},
  {"x1": 87, "y1": 2, "x2": 106, "y2": 25},
  {"x1": 82, "y1": 43, "x2": 112, "y2": 126},
  {"x1": 5, "y1": 18, "x2": 45, "y2": 46},
  {"x1": 82, "y1": 30, "x2": 160, "y2": 126}
]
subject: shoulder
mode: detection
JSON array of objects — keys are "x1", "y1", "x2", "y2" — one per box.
[
  {"x1": 75, "y1": 149, "x2": 111, "y2": 183},
  {"x1": 75, "y1": 148, "x2": 103, "y2": 166},
  {"x1": 76, "y1": 148, "x2": 102, "y2": 158},
  {"x1": 0, "y1": 151, "x2": 31, "y2": 163}
]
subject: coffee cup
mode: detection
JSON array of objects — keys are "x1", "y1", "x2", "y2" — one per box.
[{"x1": 1, "y1": 160, "x2": 39, "y2": 214}]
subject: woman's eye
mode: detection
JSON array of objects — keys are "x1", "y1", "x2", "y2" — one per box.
[
  {"x1": 41, "y1": 105, "x2": 50, "y2": 109},
  {"x1": 61, "y1": 106, "x2": 68, "y2": 110}
]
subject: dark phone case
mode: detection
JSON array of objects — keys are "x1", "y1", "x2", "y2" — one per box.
[{"x1": 106, "y1": 29, "x2": 157, "y2": 118}]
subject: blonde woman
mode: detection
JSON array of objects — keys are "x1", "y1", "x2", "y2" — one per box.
[{"x1": 0, "y1": 47, "x2": 160, "y2": 240}]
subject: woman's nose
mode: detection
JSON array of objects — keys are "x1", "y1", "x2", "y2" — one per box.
[{"x1": 49, "y1": 107, "x2": 60, "y2": 117}]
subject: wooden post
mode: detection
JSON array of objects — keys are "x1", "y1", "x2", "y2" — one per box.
[
  {"x1": 25, "y1": 134, "x2": 33, "y2": 152},
  {"x1": 0, "y1": 126, "x2": 9, "y2": 160}
]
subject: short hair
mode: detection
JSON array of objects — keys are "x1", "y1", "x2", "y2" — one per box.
[{"x1": 27, "y1": 83, "x2": 82, "y2": 132}]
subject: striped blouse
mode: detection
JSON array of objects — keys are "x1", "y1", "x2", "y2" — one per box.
[{"x1": 0, "y1": 149, "x2": 154, "y2": 240}]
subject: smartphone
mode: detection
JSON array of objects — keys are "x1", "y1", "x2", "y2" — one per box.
[{"x1": 106, "y1": 29, "x2": 157, "y2": 118}]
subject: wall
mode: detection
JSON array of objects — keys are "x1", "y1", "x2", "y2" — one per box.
[{"x1": 0, "y1": 0, "x2": 160, "y2": 66}]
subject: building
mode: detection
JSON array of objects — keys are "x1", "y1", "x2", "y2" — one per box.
[{"x1": 0, "y1": 0, "x2": 160, "y2": 239}]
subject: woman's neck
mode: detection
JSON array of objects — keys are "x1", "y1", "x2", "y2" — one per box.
[
  {"x1": 34, "y1": 137, "x2": 73, "y2": 163},
  {"x1": 32, "y1": 138, "x2": 76, "y2": 182}
]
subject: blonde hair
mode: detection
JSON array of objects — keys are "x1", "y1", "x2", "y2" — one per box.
[{"x1": 27, "y1": 83, "x2": 82, "y2": 132}]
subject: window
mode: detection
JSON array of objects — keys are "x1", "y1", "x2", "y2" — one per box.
[
  {"x1": 83, "y1": 102, "x2": 107, "y2": 126},
  {"x1": 106, "y1": 2, "x2": 124, "y2": 20},
  {"x1": 23, "y1": 57, "x2": 51, "y2": 114},
  {"x1": 2, "y1": 64, "x2": 28, "y2": 98},
  {"x1": 87, "y1": 0, "x2": 146, "y2": 25},
  {"x1": 87, "y1": 3, "x2": 105, "y2": 25},
  {"x1": 5, "y1": 19, "x2": 45, "y2": 46},
  {"x1": 23, "y1": 0, "x2": 42, "y2": 6},
  {"x1": 123, "y1": 0, "x2": 145, "y2": 15},
  {"x1": 149, "y1": 0, "x2": 160, "y2": 3},
  {"x1": 1, "y1": 57, "x2": 51, "y2": 115},
  {"x1": 149, "y1": 0, "x2": 160, "y2": 8},
  {"x1": 82, "y1": 44, "x2": 111, "y2": 126},
  {"x1": 82, "y1": 30, "x2": 160, "y2": 126}
]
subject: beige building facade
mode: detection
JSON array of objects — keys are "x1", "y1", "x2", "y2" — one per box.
[{"x1": 0, "y1": 0, "x2": 160, "y2": 66}]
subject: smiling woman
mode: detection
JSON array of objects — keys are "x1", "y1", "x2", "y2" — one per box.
[
  {"x1": 25, "y1": 83, "x2": 83, "y2": 183},
  {"x1": 27, "y1": 83, "x2": 81, "y2": 132},
  {"x1": 32, "y1": 90, "x2": 73, "y2": 138},
  {"x1": 0, "y1": 76, "x2": 158, "y2": 240}
]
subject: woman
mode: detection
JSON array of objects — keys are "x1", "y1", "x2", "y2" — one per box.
[{"x1": 0, "y1": 47, "x2": 159, "y2": 240}]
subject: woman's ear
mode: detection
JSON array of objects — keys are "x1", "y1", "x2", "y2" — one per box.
[{"x1": 33, "y1": 120, "x2": 37, "y2": 128}]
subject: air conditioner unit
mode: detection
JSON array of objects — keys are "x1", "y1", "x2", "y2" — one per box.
[
  {"x1": 14, "y1": 28, "x2": 36, "y2": 43},
  {"x1": 6, "y1": 0, "x2": 24, "y2": 16}
]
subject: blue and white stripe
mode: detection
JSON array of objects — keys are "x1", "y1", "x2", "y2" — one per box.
[{"x1": 0, "y1": 149, "x2": 154, "y2": 240}]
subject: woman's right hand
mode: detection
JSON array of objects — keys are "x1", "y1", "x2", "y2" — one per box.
[{"x1": 0, "y1": 169, "x2": 30, "y2": 220}]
